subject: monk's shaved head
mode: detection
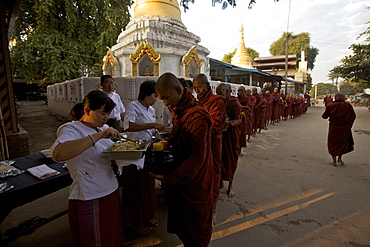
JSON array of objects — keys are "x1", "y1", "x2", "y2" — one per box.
[
  {"x1": 156, "y1": 72, "x2": 184, "y2": 109},
  {"x1": 156, "y1": 72, "x2": 184, "y2": 91},
  {"x1": 216, "y1": 83, "x2": 229, "y2": 97},
  {"x1": 335, "y1": 92, "x2": 345, "y2": 100},
  {"x1": 237, "y1": 86, "x2": 246, "y2": 97},
  {"x1": 193, "y1": 73, "x2": 210, "y2": 98},
  {"x1": 193, "y1": 74, "x2": 209, "y2": 85}
]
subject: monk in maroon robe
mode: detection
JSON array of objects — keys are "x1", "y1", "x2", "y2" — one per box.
[
  {"x1": 154, "y1": 73, "x2": 213, "y2": 247},
  {"x1": 270, "y1": 87, "x2": 281, "y2": 124},
  {"x1": 245, "y1": 89, "x2": 256, "y2": 142},
  {"x1": 253, "y1": 89, "x2": 267, "y2": 133},
  {"x1": 237, "y1": 86, "x2": 250, "y2": 148},
  {"x1": 217, "y1": 83, "x2": 242, "y2": 198},
  {"x1": 251, "y1": 87, "x2": 260, "y2": 135},
  {"x1": 262, "y1": 89, "x2": 272, "y2": 129},
  {"x1": 322, "y1": 92, "x2": 356, "y2": 167},
  {"x1": 193, "y1": 73, "x2": 226, "y2": 225},
  {"x1": 284, "y1": 94, "x2": 292, "y2": 120},
  {"x1": 324, "y1": 95, "x2": 333, "y2": 106}
]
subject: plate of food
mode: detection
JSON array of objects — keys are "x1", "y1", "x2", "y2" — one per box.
[{"x1": 103, "y1": 140, "x2": 150, "y2": 160}]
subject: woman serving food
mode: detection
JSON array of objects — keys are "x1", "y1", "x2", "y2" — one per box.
[
  {"x1": 51, "y1": 90, "x2": 123, "y2": 247},
  {"x1": 119, "y1": 80, "x2": 165, "y2": 234}
]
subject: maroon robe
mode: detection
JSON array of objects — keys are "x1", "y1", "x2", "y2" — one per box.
[
  {"x1": 263, "y1": 93, "x2": 273, "y2": 124},
  {"x1": 245, "y1": 95, "x2": 256, "y2": 135},
  {"x1": 221, "y1": 97, "x2": 242, "y2": 181},
  {"x1": 284, "y1": 97, "x2": 292, "y2": 118},
  {"x1": 254, "y1": 94, "x2": 267, "y2": 129},
  {"x1": 199, "y1": 89, "x2": 226, "y2": 200},
  {"x1": 163, "y1": 88, "x2": 213, "y2": 247},
  {"x1": 324, "y1": 96, "x2": 333, "y2": 106},
  {"x1": 238, "y1": 96, "x2": 251, "y2": 147},
  {"x1": 270, "y1": 93, "x2": 280, "y2": 121},
  {"x1": 322, "y1": 99, "x2": 356, "y2": 156}
]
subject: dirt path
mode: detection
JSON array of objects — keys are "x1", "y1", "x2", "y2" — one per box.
[{"x1": 17, "y1": 100, "x2": 66, "y2": 154}]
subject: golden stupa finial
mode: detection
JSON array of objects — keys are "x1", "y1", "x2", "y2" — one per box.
[
  {"x1": 133, "y1": 0, "x2": 182, "y2": 22},
  {"x1": 231, "y1": 25, "x2": 253, "y2": 69}
]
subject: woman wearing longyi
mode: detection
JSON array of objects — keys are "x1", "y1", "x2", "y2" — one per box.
[
  {"x1": 119, "y1": 80, "x2": 165, "y2": 234},
  {"x1": 51, "y1": 90, "x2": 123, "y2": 247}
]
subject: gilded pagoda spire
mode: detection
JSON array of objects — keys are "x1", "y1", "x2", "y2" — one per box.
[
  {"x1": 231, "y1": 26, "x2": 253, "y2": 69},
  {"x1": 133, "y1": 0, "x2": 182, "y2": 22}
]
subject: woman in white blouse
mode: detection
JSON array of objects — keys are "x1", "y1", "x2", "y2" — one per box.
[
  {"x1": 51, "y1": 90, "x2": 123, "y2": 247},
  {"x1": 120, "y1": 80, "x2": 165, "y2": 234}
]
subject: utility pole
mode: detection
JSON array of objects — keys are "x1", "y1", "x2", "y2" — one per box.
[
  {"x1": 284, "y1": 0, "x2": 291, "y2": 95},
  {"x1": 284, "y1": 33, "x2": 289, "y2": 94}
]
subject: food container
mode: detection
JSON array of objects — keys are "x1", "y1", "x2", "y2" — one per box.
[
  {"x1": 144, "y1": 148, "x2": 177, "y2": 175},
  {"x1": 40, "y1": 149, "x2": 52, "y2": 158},
  {"x1": 103, "y1": 140, "x2": 150, "y2": 160}
]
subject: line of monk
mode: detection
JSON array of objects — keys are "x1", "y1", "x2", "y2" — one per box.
[{"x1": 150, "y1": 74, "x2": 310, "y2": 246}]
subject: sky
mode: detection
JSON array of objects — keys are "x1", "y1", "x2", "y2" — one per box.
[{"x1": 175, "y1": 0, "x2": 369, "y2": 85}]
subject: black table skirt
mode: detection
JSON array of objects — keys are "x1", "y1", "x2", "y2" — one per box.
[{"x1": 0, "y1": 153, "x2": 72, "y2": 222}]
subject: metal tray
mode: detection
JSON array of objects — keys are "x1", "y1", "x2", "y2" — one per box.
[{"x1": 103, "y1": 140, "x2": 150, "y2": 160}]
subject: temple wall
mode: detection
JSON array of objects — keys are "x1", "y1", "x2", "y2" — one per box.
[{"x1": 47, "y1": 77, "x2": 257, "y2": 123}]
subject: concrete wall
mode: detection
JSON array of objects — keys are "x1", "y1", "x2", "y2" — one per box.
[{"x1": 47, "y1": 76, "x2": 259, "y2": 122}]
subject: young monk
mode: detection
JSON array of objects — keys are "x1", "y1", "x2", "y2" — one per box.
[
  {"x1": 193, "y1": 73, "x2": 226, "y2": 226},
  {"x1": 217, "y1": 83, "x2": 242, "y2": 198},
  {"x1": 152, "y1": 72, "x2": 214, "y2": 247}
]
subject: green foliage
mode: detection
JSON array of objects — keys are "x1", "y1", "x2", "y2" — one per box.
[
  {"x1": 332, "y1": 43, "x2": 370, "y2": 89},
  {"x1": 222, "y1": 49, "x2": 236, "y2": 64},
  {"x1": 339, "y1": 81, "x2": 363, "y2": 95},
  {"x1": 311, "y1": 82, "x2": 338, "y2": 96},
  {"x1": 222, "y1": 48, "x2": 259, "y2": 64},
  {"x1": 306, "y1": 73, "x2": 312, "y2": 92},
  {"x1": 269, "y1": 32, "x2": 319, "y2": 70},
  {"x1": 10, "y1": 0, "x2": 132, "y2": 84}
]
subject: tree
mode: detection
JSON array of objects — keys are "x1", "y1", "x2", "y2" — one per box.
[
  {"x1": 331, "y1": 43, "x2": 370, "y2": 89},
  {"x1": 339, "y1": 81, "x2": 363, "y2": 95},
  {"x1": 269, "y1": 32, "x2": 319, "y2": 70},
  {"x1": 327, "y1": 67, "x2": 341, "y2": 86},
  {"x1": 10, "y1": 0, "x2": 132, "y2": 84},
  {"x1": 306, "y1": 73, "x2": 312, "y2": 92},
  {"x1": 222, "y1": 48, "x2": 259, "y2": 64},
  {"x1": 312, "y1": 82, "x2": 338, "y2": 96}
]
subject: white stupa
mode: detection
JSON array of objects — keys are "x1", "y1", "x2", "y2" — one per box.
[{"x1": 103, "y1": 0, "x2": 210, "y2": 78}]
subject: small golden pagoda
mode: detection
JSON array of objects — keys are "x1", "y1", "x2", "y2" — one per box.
[{"x1": 231, "y1": 26, "x2": 253, "y2": 69}]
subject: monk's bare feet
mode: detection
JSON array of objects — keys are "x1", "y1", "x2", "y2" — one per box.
[
  {"x1": 212, "y1": 211, "x2": 217, "y2": 226},
  {"x1": 219, "y1": 180, "x2": 224, "y2": 189},
  {"x1": 330, "y1": 162, "x2": 337, "y2": 167},
  {"x1": 227, "y1": 187, "x2": 235, "y2": 198},
  {"x1": 148, "y1": 219, "x2": 159, "y2": 227},
  {"x1": 337, "y1": 161, "x2": 344, "y2": 166}
]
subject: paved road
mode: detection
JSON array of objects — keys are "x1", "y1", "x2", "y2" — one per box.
[{"x1": 2, "y1": 104, "x2": 369, "y2": 247}]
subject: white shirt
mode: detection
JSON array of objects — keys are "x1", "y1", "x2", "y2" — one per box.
[
  {"x1": 162, "y1": 106, "x2": 173, "y2": 128},
  {"x1": 50, "y1": 121, "x2": 118, "y2": 201},
  {"x1": 107, "y1": 92, "x2": 125, "y2": 120},
  {"x1": 119, "y1": 101, "x2": 156, "y2": 170}
]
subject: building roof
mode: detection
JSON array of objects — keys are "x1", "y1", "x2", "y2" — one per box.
[
  {"x1": 209, "y1": 58, "x2": 270, "y2": 76},
  {"x1": 210, "y1": 58, "x2": 304, "y2": 84}
]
